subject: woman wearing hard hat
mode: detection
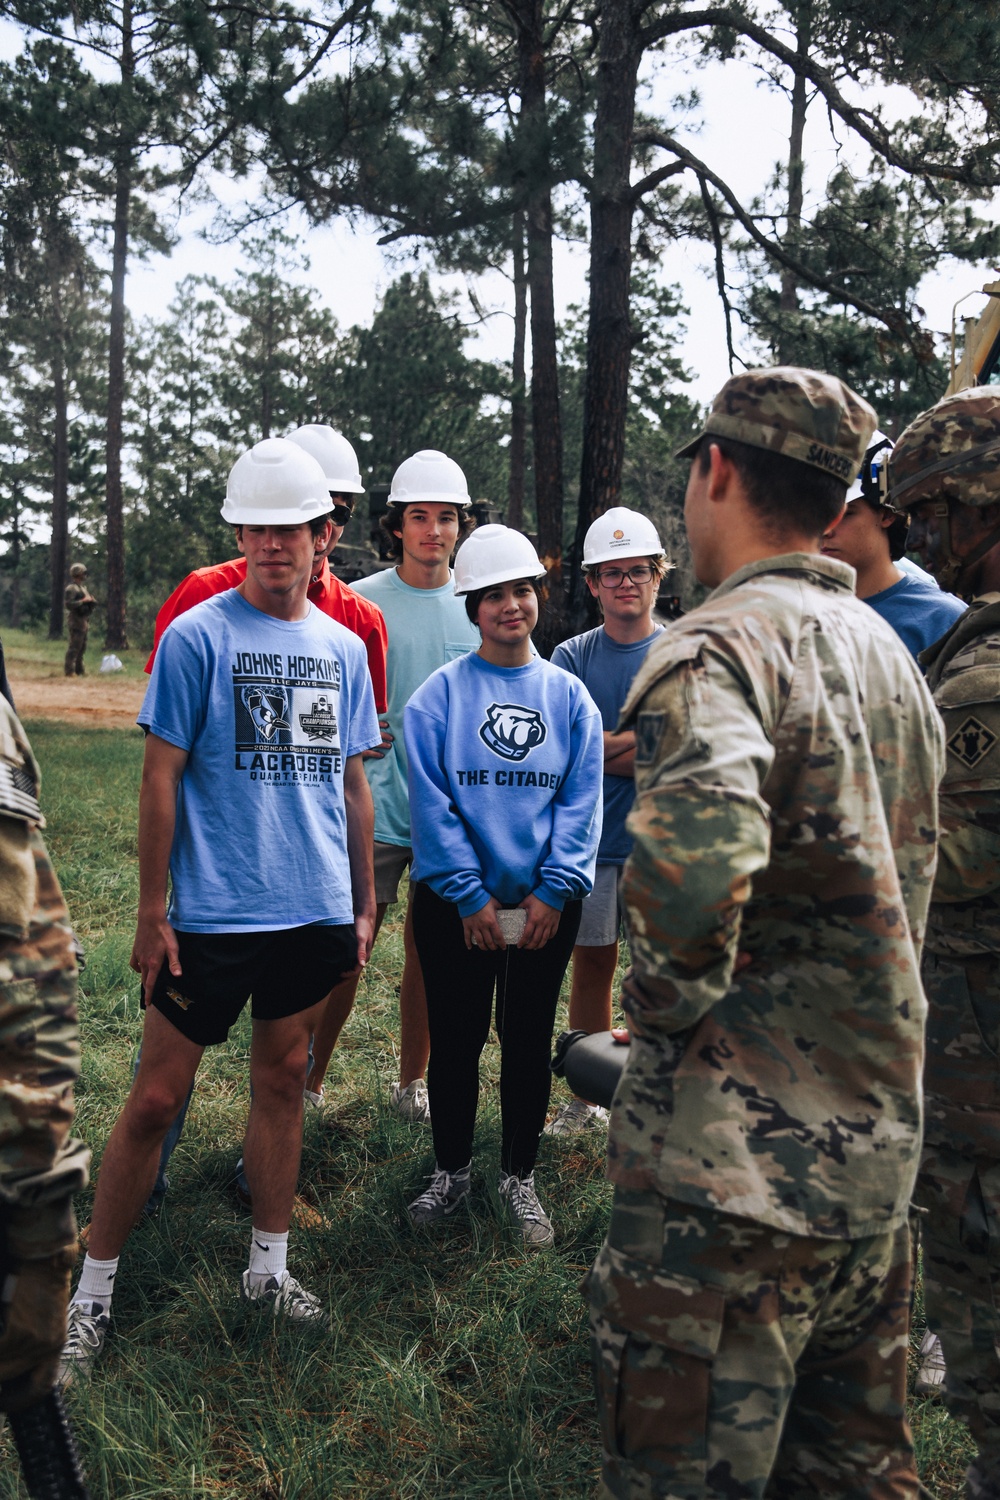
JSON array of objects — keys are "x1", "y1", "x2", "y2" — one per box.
[{"x1": 402, "y1": 525, "x2": 604, "y2": 1247}]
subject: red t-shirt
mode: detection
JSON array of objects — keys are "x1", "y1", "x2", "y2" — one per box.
[{"x1": 144, "y1": 557, "x2": 389, "y2": 714}]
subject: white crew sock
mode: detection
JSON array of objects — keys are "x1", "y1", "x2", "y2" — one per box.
[
  {"x1": 247, "y1": 1229, "x2": 288, "y2": 1287},
  {"x1": 72, "y1": 1254, "x2": 119, "y2": 1313}
]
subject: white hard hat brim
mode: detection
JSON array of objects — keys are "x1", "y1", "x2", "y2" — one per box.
[
  {"x1": 454, "y1": 562, "x2": 547, "y2": 596},
  {"x1": 221, "y1": 500, "x2": 336, "y2": 526},
  {"x1": 387, "y1": 494, "x2": 473, "y2": 508}
]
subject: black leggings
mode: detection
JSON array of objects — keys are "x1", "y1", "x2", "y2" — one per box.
[{"x1": 412, "y1": 883, "x2": 582, "y2": 1178}]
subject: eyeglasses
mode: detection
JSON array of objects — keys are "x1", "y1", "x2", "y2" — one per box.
[
  {"x1": 331, "y1": 503, "x2": 354, "y2": 527},
  {"x1": 596, "y1": 565, "x2": 655, "y2": 587}
]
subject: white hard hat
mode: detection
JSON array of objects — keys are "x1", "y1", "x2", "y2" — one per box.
[
  {"x1": 453, "y1": 524, "x2": 546, "y2": 595},
  {"x1": 847, "y1": 429, "x2": 894, "y2": 505},
  {"x1": 582, "y1": 507, "x2": 664, "y2": 568},
  {"x1": 222, "y1": 438, "x2": 333, "y2": 526},
  {"x1": 286, "y1": 424, "x2": 365, "y2": 494},
  {"x1": 388, "y1": 449, "x2": 472, "y2": 508}
]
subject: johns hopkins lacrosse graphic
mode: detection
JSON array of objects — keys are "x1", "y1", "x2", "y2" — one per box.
[{"x1": 232, "y1": 650, "x2": 343, "y2": 783}]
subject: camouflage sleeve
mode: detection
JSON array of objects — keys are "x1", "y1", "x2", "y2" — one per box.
[
  {"x1": 622, "y1": 645, "x2": 773, "y2": 1035},
  {"x1": 931, "y1": 679, "x2": 1000, "y2": 903}
]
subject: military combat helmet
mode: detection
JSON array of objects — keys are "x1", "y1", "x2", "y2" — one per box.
[{"x1": 890, "y1": 388, "x2": 1000, "y2": 590}]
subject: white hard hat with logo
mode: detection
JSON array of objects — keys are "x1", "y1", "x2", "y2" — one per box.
[
  {"x1": 388, "y1": 449, "x2": 472, "y2": 508},
  {"x1": 222, "y1": 438, "x2": 334, "y2": 526},
  {"x1": 846, "y1": 429, "x2": 895, "y2": 506},
  {"x1": 583, "y1": 507, "x2": 664, "y2": 568},
  {"x1": 453, "y1": 524, "x2": 546, "y2": 595},
  {"x1": 287, "y1": 424, "x2": 365, "y2": 493}
]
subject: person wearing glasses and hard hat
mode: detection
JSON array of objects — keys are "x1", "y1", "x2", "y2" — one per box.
[
  {"x1": 545, "y1": 508, "x2": 669, "y2": 1137},
  {"x1": 402, "y1": 525, "x2": 603, "y2": 1248},
  {"x1": 821, "y1": 429, "x2": 964, "y2": 661},
  {"x1": 60, "y1": 439, "x2": 382, "y2": 1383}
]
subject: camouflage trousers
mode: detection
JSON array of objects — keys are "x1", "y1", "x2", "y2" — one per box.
[
  {"x1": 915, "y1": 1147, "x2": 1000, "y2": 1488},
  {"x1": 587, "y1": 1189, "x2": 924, "y2": 1500},
  {"x1": 64, "y1": 621, "x2": 87, "y2": 676},
  {"x1": 0, "y1": 835, "x2": 89, "y2": 1409}
]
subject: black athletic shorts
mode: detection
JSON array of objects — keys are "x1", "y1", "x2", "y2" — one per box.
[{"x1": 146, "y1": 924, "x2": 357, "y2": 1047}]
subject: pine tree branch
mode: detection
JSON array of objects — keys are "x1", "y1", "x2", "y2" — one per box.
[
  {"x1": 629, "y1": 158, "x2": 685, "y2": 202},
  {"x1": 637, "y1": 4, "x2": 1000, "y2": 187},
  {"x1": 637, "y1": 127, "x2": 911, "y2": 332},
  {"x1": 698, "y1": 174, "x2": 738, "y2": 374}
]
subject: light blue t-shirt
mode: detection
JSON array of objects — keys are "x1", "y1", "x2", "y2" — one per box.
[
  {"x1": 404, "y1": 652, "x2": 604, "y2": 917},
  {"x1": 351, "y1": 568, "x2": 480, "y2": 846},
  {"x1": 138, "y1": 590, "x2": 382, "y2": 933},
  {"x1": 864, "y1": 564, "x2": 965, "y2": 662},
  {"x1": 551, "y1": 624, "x2": 664, "y2": 865}
]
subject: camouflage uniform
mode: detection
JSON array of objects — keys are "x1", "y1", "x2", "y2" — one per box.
[
  {"x1": 588, "y1": 368, "x2": 945, "y2": 1500},
  {"x1": 0, "y1": 698, "x2": 89, "y2": 1411},
  {"x1": 64, "y1": 566, "x2": 94, "y2": 678},
  {"x1": 890, "y1": 391, "x2": 1000, "y2": 1498}
]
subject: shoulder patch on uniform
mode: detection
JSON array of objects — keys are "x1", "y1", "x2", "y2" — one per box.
[
  {"x1": 947, "y1": 715, "x2": 998, "y2": 769},
  {"x1": 635, "y1": 713, "x2": 665, "y2": 766}
]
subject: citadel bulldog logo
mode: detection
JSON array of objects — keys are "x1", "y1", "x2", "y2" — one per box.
[
  {"x1": 242, "y1": 684, "x2": 290, "y2": 743},
  {"x1": 479, "y1": 702, "x2": 547, "y2": 762}
]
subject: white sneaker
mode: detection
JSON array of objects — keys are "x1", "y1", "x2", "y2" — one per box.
[
  {"x1": 240, "y1": 1270, "x2": 326, "y2": 1323},
  {"x1": 408, "y1": 1164, "x2": 471, "y2": 1225},
  {"x1": 391, "y1": 1079, "x2": 431, "y2": 1124},
  {"x1": 544, "y1": 1098, "x2": 609, "y2": 1137},
  {"x1": 58, "y1": 1300, "x2": 109, "y2": 1387},
  {"x1": 915, "y1": 1330, "x2": 947, "y2": 1394},
  {"x1": 498, "y1": 1172, "x2": 554, "y2": 1249}
]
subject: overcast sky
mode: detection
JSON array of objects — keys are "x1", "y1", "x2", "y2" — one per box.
[{"x1": 4, "y1": 16, "x2": 998, "y2": 416}]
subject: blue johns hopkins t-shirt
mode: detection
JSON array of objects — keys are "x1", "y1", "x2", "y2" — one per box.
[
  {"x1": 138, "y1": 590, "x2": 382, "y2": 933},
  {"x1": 550, "y1": 624, "x2": 663, "y2": 864}
]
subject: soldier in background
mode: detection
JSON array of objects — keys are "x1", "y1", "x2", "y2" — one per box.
[
  {"x1": 891, "y1": 388, "x2": 1000, "y2": 1500},
  {"x1": 0, "y1": 693, "x2": 91, "y2": 1487},
  {"x1": 63, "y1": 565, "x2": 95, "y2": 679},
  {"x1": 588, "y1": 368, "x2": 944, "y2": 1498}
]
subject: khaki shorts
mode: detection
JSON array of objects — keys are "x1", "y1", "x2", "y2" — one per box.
[
  {"x1": 577, "y1": 864, "x2": 624, "y2": 948},
  {"x1": 373, "y1": 841, "x2": 413, "y2": 906}
]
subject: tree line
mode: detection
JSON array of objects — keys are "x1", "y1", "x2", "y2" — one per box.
[{"x1": 0, "y1": 0, "x2": 998, "y2": 652}]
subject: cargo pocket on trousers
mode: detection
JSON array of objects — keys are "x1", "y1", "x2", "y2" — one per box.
[{"x1": 586, "y1": 1242, "x2": 725, "y2": 1477}]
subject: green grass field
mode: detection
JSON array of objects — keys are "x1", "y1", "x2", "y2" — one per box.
[{"x1": 0, "y1": 717, "x2": 976, "y2": 1497}]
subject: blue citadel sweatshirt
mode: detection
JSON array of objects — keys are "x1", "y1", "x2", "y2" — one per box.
[{"x1": 404, "y1": 651, "x2": 604, "y2": 918}]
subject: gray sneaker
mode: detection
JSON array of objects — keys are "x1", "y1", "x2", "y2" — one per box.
[
  {"x1": 240, "y1": 1270, "x2": 326, "y2": 1323},
  {"x1": 58, "y1": 1300, "x2": 109, "y2": 1387},
  {"x1": 391, "y1": 1079, "x2": 432, "y2": 1124},
  {"x1": 915, "y1": 1330, "x2": 947, "y2": 1395},
  {"x1": 544, "y1": 1098, "x2": 609, "y2": 1137},
  {"x1": 407, "y1": 1164, "x2": 471, "y2": 1225},
  {"x1": 498, "y1": 1172, "x2": 554, "y2": 1249}
]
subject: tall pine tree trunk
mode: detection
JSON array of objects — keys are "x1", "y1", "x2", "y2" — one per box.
[
  {"x1": 515, "y1": 0, "x2": 564, "y2": 654},
  {"x1": 571, "y1": 0, "x2": 642, "y2": 625},
  {"x1": 777, "y1": 2, "x2": 810, "y2": 359},
  {"x1": 104, "y1": 0, "x2": 133, "y2": 650},
  {"x1": 507, "y1": 210, "x2": 528, "y2": 530},
  {"x1": 48, "y1": 349, "x2": 69, "y2": 639}
]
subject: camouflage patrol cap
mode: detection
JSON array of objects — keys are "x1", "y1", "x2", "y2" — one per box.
[
  {"x1": 676, "y1": 366, "x2": 877, "y2": 484},
  {"x1": 68, "y1": 563, "x2": 87, "y2": 577},
  {"x1": 889, "y1": 387, "x2": 1000, "y2": 511}
]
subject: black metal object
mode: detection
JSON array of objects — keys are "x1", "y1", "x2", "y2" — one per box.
[
  {"x1": 551, "y1": 1028, "x2": 630, "y2": 1110},
  {"x1": 8, "y1": 1389, "x2": 92, "y2": 1499}
]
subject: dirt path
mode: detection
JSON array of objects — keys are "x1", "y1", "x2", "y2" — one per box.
[{"x1": 10, "y1": 669, "x2": 147, "y2": 730}]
